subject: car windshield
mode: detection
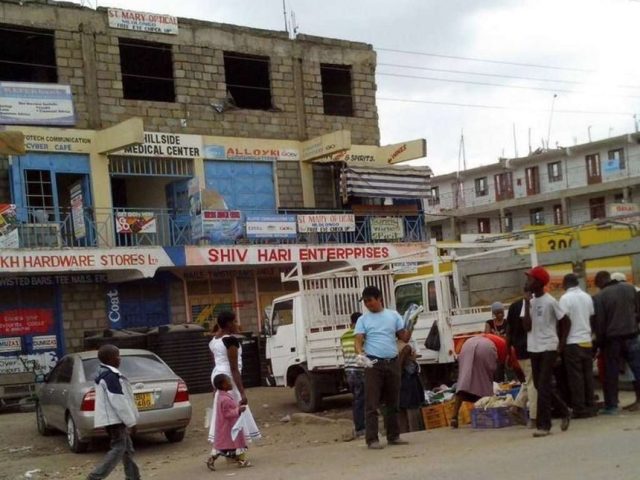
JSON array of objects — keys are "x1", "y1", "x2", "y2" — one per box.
[{"x1": 83, "y1": 354, "x2": 175, "y2": 382}]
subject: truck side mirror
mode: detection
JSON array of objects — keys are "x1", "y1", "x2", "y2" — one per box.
[{"x1": 263, "y1": 306, "x2": 274, "y2": 335}]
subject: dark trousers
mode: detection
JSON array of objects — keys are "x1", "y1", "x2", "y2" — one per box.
[
  {"x1": 87, "y1": 424, "x2": 140, "y2": 480},
  {"x1": 530, "y1": 351, "x2": 569, "y2": 431},
  {"x1": 364, "y1": 358, "x2": 401, "y2": 445},
  {"x1": 346, "y1": 368, "x2": 365, "y2": 433},
  {"x1": 563, "y1": 344, "x2": 595, "y2": 415},
  {"x1": 603, "y1": 335, "x2": 640, "y2": 409}
]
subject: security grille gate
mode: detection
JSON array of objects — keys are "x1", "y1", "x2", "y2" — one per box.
[{"x1": 109, "y1": 156, "x2": 194, "y2": 177}]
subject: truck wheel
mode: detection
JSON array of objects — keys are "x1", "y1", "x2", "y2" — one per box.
[{"x1": 294, "y1": 373, "x2": 322, "y2": 413}]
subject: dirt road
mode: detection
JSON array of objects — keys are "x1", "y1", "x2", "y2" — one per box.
[{"x1": 1, "y1": 388, "x2": 639, "y2": 480}]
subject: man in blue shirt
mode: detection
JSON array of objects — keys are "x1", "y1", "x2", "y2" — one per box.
[{"x1": 354, "y1": 286, "x2": 411, "y2": 449}]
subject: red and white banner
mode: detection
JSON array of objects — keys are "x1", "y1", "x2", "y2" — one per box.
[
  {"x1": 0, "y1": 248, "x2": 175, "y2": 277},
  {"x1": 185, "y1": 243, "x2": 429, "y2": 266},
  {"x1": 0, "y1": 308, "x2": 53, "y2": 336}
]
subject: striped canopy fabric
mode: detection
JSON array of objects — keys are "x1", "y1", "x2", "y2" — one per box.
[{"x1": 340, "y1": 164, "x2": 433, "y2": 200}]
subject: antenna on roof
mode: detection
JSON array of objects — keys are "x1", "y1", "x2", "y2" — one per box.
[
  {"x1": 291, "y1": 10, "x2": 299, "y2": 38},
  {"x1": 512, "y1": 123, "x2": 518, "y2": 158},
  {"x1": 546, "y1": 93, "x2": 558, "y2": 149},
  {"x1": 528, "y1": 127, "x2": 532, "y2": 154},
  {"x1": 282, "y1": 0, "x2": 289, "y2": 35}
]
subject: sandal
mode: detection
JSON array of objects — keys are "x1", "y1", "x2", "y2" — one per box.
[
  {"x1": 206, "y1": 455, "x2": 218, "y2": 471},
  {"x1": 237, "y1": 460, "x2": 252, "y2": 468}
]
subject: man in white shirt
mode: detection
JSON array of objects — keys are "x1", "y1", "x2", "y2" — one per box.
[
  {"x1": 523, "y1": 266, "x2": 572, "y2": 438},
  {"x1": 559, "y1": 274, "x2": 596, "y2": 418}
]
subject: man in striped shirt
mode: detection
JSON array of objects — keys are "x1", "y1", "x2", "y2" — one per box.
[{"x1": 341, "y1": 312, "x2": 364, "y2": 437}]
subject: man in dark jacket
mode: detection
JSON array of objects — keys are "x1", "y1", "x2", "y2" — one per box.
[{"x1": 593, "y1": 271, "x2": 640, "y2": 414}]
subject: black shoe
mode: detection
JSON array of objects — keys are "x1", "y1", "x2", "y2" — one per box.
[
  {"x1": 387, "y1": 438, "x2": 409, "y2": 446},
  {"x1": 561, "y1": 410, "x2": 571, "y2": 431}
]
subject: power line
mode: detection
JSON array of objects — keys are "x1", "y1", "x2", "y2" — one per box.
[
  {"x1": 376, "y1": 96, "x2": 634, "y2": 116},
  {"x1": 376, "y1": 47, "x2": 595, "y2": 73},
  {"x1": 376, "y1": 72, "x2": 640, "y2": 100},
  {"x1": 377, "y1": 62, "x2": 640, "y2": 91}
]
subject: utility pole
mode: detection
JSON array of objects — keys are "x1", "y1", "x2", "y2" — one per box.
[
  {"x1": 546, "y1": 94, "x2": 558, "y2": 149},
  {"x1": 282, "y1": 0, "x2": 289, "y2": 36}
]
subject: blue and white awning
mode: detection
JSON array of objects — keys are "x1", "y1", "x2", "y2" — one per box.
[{"x1": 340, "y1": 164, "x2": 432, "y2": 200}]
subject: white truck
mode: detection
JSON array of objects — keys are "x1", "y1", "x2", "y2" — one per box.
[{"x1": 264, "y1": 238, "x2": 536, "y2": 412}]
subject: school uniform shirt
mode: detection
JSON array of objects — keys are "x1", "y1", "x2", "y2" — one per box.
[
  {"x1": 93, "y1": 364, "x2": 139, "y2": 429},
  {"x1": 522, "y1": 293, "x2": 566, "y2": 353},
  {"x1": 559, "y1": 286, "x2": 594, "y2": 345},
  {"x1": 354, "y1": 308, "x2": 404, "y2": 359},
  {"x1": 340, "y1": 328, "x2": 361, "y2": 370}
]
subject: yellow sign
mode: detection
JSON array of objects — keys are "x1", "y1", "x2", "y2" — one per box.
[
  {"x1": 96, "y1": 117, "x2": 144, "y2": 154},
  {"x1": 7, "y1": 126, "x2": 94, "y2": 153},
  {"x1": 312, "y1": 138, "x2": 427, "y2": 167},
  {"x1": 301, "y1": 130, "x2": 351, "y2": 161},
  {"x1": 0, "y1": 131, "x2": 25, "y2": 155}
]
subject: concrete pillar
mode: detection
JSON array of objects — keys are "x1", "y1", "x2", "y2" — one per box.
[
  {"x1": 499, "y1": 207, "x2": 505, "y2": 233},
  {"x1": 79, "y1": 24, "x2": 101, "y2": 129},
  {"x1": 292, "y1": 55, "x2": 315, "y2": 208},
  {"x1": 561, "y1": 196, "x2": 570, "y2": 224},
  {"x1": 623, "y1": 187, "x2": 631, "y2": 202}
]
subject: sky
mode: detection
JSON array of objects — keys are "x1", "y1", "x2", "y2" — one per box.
[{"x1": 71, "y1": 0, "x2": 640, "y2": 174}]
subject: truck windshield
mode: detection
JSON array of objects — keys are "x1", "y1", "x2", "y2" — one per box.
[
  {"x1": 395, "y1": 282, "x2": 423, "y2": 315},
  {"x1": 272, "y1": 299, "x2": 294, "y2": 331}
]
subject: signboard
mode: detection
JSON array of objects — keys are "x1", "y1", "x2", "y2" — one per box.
[
  {"x1": 246, "y1": 215, "x2": 297, "y2": 239},
  {"x1": 192, "y1": 210, "x2": 244, "y2": 244},
  {"x1": 314, "y1": 139, "x2": 427, "y2": 167},
  {"x1": 0, "y1": 82, "x2": 75, "y2": 126},
  {"x1": 185, "y1": 242, "x2": 430, "y2": 266},
  {"x1": 106, "y1": 287, "x2": 122, "y2": 328},
  {"x1": 116, "y1": 211, "x2": 157, "y2": 234},
  {"x1": 392, "y1": 262, "x2": 419, "y2": 274},
  {"x1": 301, "y1": 130, "x2": 351, "y2": 161},
  {"x1": 0, "y1": 204, "x2": 19, "y2": 248},
  {"x1": 14, "y1": 127, "x2": 94, "y2": 153},
  {"x1": 370, "y1": 217, "x2": 405, "y2": 240},
  {"x1": 32, "y1": 335, "x2": 57, "y2": 351},
  {"x1": 0, "y1": 309, "x2": 53, "y2": 336},
  {"x1": 108, "y1": 8, "x2": 179, "y2": 35},
  {"x1": 119, "y1": 132, "x2": 202, "y2": 157},
  {"x1": 0, "y1": 352, "x2": 58, "y2": 378},
  {"x1": 0, "y1": 337, "x2": 21, "y2": 354},
  {"x1": 0, "y1": 274, "x2": 108, "y2": 287},
  {"x1": 70, "y1": 182, "x2": 86, "y2": 240},
  {"x1": 0, "y1": 248, "x2": 175, "y2": 277},
  {"x1": 379, "y1": 139, "x2": 427, "y2": 165},
  {"x1": 297, "y1": 214, "x2": 356, "y2": 233},
  {"x1": 608, "y1": 203, "x2": 639, "y2": 218}
]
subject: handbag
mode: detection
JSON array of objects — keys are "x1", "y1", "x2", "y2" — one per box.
[{"x1": 424, "y1": 321, "x2": 441, "y2": 351}]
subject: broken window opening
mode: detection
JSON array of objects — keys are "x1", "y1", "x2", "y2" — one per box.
[
  {"x1": 119, "y1": 38, "x2": 175, "y2": 102},
  {"x1": 0, "y1": 24, "x2": 57, "y2": 83},
  {"x1": 321, "y1": 64, "x2": 354, "y2": 117},
  {"x1": 223, "y1": 52, "x2": 272, "y2": 110}
]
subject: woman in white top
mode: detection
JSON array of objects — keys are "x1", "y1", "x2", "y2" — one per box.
[
  {"x1": 209, "y1": 311, "x2": 247, "y2": 405},
  {"x1": 208, "y1": 311, "x2": 253, "y2": 445}
]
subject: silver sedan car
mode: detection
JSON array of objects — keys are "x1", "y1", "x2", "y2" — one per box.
[{"x1": 35, "y1": 349, "x2": 192, "y2": 453}]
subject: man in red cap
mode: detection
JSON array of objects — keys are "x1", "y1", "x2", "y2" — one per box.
[{"x1": 522, "y1": 266, "x2": 572, "y2": 437}]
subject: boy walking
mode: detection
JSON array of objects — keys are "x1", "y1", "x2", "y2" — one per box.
[{"x1": 88, "y1": 345, "x2": 140, "y2": 480}]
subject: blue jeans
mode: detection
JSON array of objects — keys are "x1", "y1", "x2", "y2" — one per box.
[
  {"x1": 346, "y1": 368, "x2": 365, "y2": 433},
  {"x1": 87, "y1": 424, "x2": 140, "y2": 480},
  {"x1": 603, "y1": 335, "x2": 640, "y2": 409}
]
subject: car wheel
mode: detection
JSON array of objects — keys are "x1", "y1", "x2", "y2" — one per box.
[
  {"x1": 294, "y1": 373, "x2": 322, "y2": 413},
  {"x1": 67, "y1": 414, "x2": 89, "y2": 453},
  {"x1": 164, "y1": 429, "x2": 186, "y2": 443},
  {"x1": 36, "y1": 403, "x2": 54, "y2": 436}
]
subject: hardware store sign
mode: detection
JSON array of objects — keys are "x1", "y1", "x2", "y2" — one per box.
[{"x1": 108, "y1": 8, "x2": 179, "y2": 35}]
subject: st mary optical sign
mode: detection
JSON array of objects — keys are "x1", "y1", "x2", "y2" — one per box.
[{"x1": 108, "y1": 8, "x2": 179, "y2": 35}]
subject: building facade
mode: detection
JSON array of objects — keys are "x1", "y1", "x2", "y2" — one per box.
[
  {"x1": 0, "y1": 0, "x2": 430, "y2": 378},
  {"x1": 425, "y1": 133, "x2": 640, "y2": 240}
]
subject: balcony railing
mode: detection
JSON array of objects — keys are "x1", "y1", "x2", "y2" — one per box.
[{"x1": 2, "y1": 207, "x2": 426, "y2": 249}]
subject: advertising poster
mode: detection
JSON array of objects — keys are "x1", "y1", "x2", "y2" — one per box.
[
  {"x1": 0, "y1": 308, "x2": 54, "y2": 336},
  {"x1": 70, "y1": 182, "x2": 86, "y2": 240},
  {"x1": 297, "y1": 213, "x2": 356, "y2": 233},
  {"x1": 0, "y1": 204, "x2": 19, "y2": 248},
  {"x1": 195, "y1": 210, "x2": 244, "y2": 244},
  {"x1": 246, "y1": 215, "x2": 297, "y2": 239},
  {"x1": 0, "y1": 82, "x2": 75, "y2": 126},
  {"x1": 370, "y1": 217, "x2": 405, "y2": 241},
  {"x1": 108, "y1": 8, "x2": 179, "y2": 35},
  {"x1": 116, "y1": 211, "x2": 157, "y2": 234}
]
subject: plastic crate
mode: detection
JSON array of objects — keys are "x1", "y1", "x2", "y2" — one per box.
[
  {"x1": 442, "y1": 400, "x2": 473, "y2": 426},
  {"x1": 471, "y1": 407, "x2": 513, "y2": 429},
  {"x1": 421, "y1": 403, "x2": 448, "y2": 429}
]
